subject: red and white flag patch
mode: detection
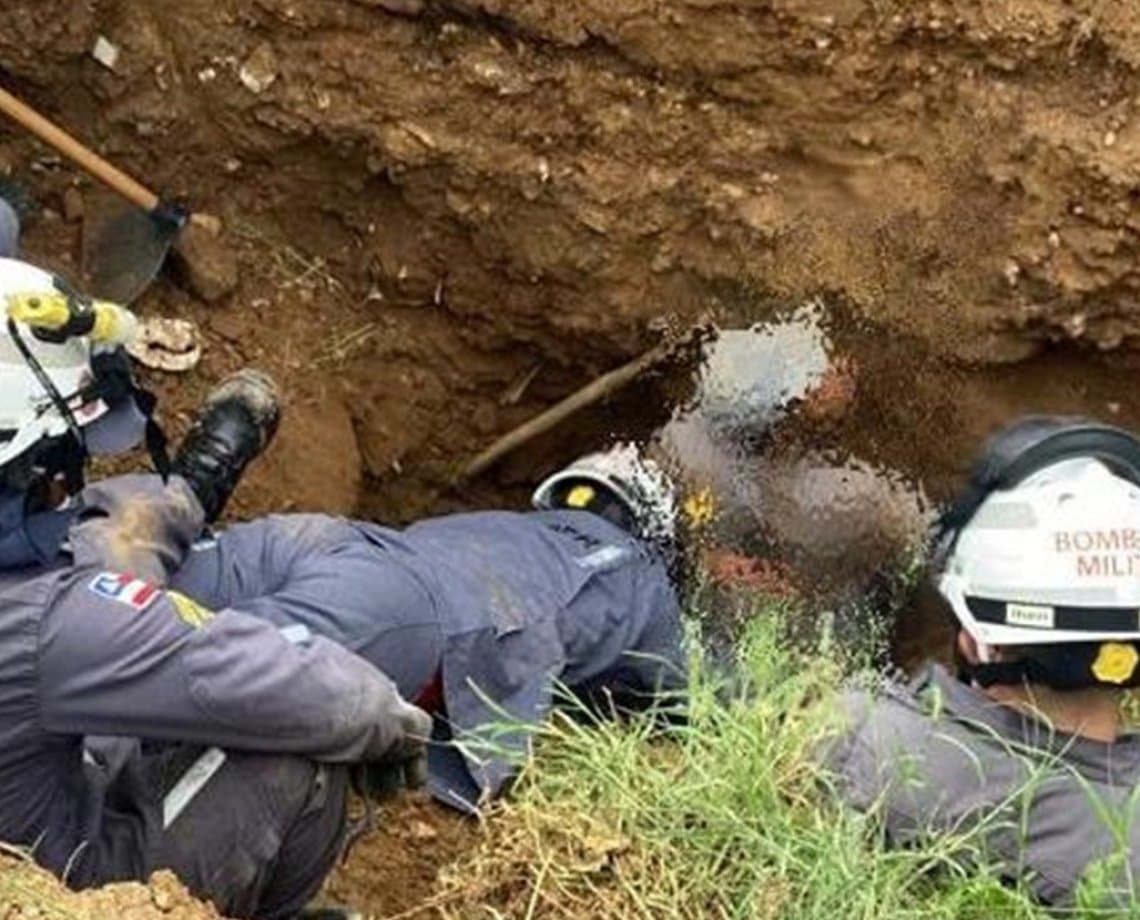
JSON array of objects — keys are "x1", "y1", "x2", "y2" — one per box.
[{"x1": 89, "y1": 572, "x2": 159, "y2": 612}]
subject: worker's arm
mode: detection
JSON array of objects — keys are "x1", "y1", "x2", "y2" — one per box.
[
  {"x1": 37, "y1": 571, "x2": 429, "y2": 765},
  {"x1": 619, "y1": 565, "x2": 690, "y2": 699},
  {"x1": 67, "y1": 474, "x2": 205, "y2": 586},
  {"x1": 570, "y1": 577, "x2": 690, "y2": 720}
]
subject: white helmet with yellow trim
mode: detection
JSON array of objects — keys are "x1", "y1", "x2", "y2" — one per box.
[
  {"x1": 937, "y1": 416, "x2": 1140, "y2": 688},
  {"x1": 532, "y1": 442, "x2": 678, "y2": 546},
  {"x1": 0, "y1": 257, "x2": 144, "y2": 487}
]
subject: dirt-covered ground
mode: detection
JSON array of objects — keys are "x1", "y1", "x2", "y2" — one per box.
[
  {"x1": 5, "y1": 0, "x2": 1140, "y2": 916},
  {"x1": 0, "y1": 850, "x2": 222, "y2": 919}
]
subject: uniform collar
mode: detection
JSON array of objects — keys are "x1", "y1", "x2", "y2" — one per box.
[{"x1": 911, "y1": 664, "x2": 1140, "y2": 785}]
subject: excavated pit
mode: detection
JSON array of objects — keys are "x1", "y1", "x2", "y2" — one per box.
[{"x1": 6, "y1": 0, "x2": 1140, "y2": 915}]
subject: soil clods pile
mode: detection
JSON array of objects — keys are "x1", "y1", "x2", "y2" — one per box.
[{"x1": 0, "y1": 851, "x2": 221, "y2": 920}]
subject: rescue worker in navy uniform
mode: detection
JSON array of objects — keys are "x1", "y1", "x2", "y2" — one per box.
[
  {"x1": 168, "y1": 444, "x2": 688, "y2": 812},
  {"x1": 0, "y1": 256, "x2": 434, "y2": 920},
  {"x1": 0, "y1": 226, "x2": 687, "y2": 920},
  {"x1": 825, "y1": 417, "x2": 1140, "y2": 908}
]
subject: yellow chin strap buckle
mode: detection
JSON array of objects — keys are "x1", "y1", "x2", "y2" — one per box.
[{"x1": 1092, "y1": 642, "x2": 1139, "y2": 685}]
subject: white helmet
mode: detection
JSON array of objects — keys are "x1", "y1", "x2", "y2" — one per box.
[
  {"x1": 940, "y1": 456, "x2": 1140, "y2": 647},
  {"x1": 0, "y1": 259, "x2": 114, "y2": 475},
  {"x1": 935, "y1": 416, "x2": 1140, "y2": 689},
  {"x1": 532, "y1": 443, "x2": 678, "y2": 545}
]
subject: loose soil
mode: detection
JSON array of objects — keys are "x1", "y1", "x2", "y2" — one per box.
[
  {"x1": 324, "y1": 796, "x2": 476, "y2": 919},
  {"x1": 6, "y1": 0, "x2": 1140, "y2": 915},
  {"x1": 0, "y1": 851, "x2": 221, "y2": 920}
]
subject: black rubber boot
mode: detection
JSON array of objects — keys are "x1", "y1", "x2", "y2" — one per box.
[
  {"x1": 298, "y1": 909, "x2": 364, "y2": 920},
  {"x1": 172, "y1": 369, "x2": 280, "y2": 522}
]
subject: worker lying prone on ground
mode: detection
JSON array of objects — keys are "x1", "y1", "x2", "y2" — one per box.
[
  {"x1": 44, "y1": 388, "x2": 688, "y2": 813},
  {"x1": 0, "y1": 258, "x2": 432, "y2": 920},
  {"x1": 823, "y1": 416, "x2": 1140, "y2": 908},
  {"x1": 0, "y1": 254, "x2": 686, "y2": 915},
  {"x1": 166, "y1": 444, "x2": 688, "y2": 811}
]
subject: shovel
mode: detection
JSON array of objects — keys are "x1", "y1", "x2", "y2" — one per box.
[{"x1": 0, "y1": 86, "x2": 220, "y2": 303}]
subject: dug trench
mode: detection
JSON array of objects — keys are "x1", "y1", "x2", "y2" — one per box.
[{"x1": 5, "y1": 0, "x2": 1140, "y2": 915}]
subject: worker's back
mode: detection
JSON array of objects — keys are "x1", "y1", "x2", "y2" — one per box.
[
  {"x1": 825, "y1": 665, "x2": 1140, "y2": 907},
  {"x1": 0, "y1": 566, "x2": 87, "y2": 879}
]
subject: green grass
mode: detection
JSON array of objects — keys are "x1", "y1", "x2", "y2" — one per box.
[{"x1": 438, "y1": 605, "x2": 1132, "y2": 919}]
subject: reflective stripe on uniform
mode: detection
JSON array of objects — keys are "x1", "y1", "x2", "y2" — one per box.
[
  {"x1": 162, "y1": 747, "x2": 227, "y2": 829},
  {"x1": 279, "y1": 623, "x2": 312, "y2": 645},
  {"x1": 576, "y1": 545, "x2": 628, "y2": 571}
]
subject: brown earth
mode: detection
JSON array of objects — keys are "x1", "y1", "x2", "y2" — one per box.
[
  {"x1": 6, "y1": 0, "x2": 1140, "y2": 916},
  {"x1": 0, "y1": 799, "x2": 475, "y2": 920},
  {"x1": 0, "y1": 850, "x2": 221, "y2": 920},
  {"x1": 324, "y1": 796, "x2": 476, "y2": 919},
  {"x1": 8, "y1": 0, "x2": 1140, "y2": 521}
]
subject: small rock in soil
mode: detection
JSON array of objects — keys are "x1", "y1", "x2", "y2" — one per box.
[
  {"x1": 409, "y1": 819, "x2": 439, "y2": 841},
  {"x1": 239, "y1": 43, "x2": 279, "y2": 94},
  {"x1": 62, "y1": 187, "x2": 84, "y2": 222},
  {"x1": 127, "y1": 317, "x2": 203, "y2": 372},
  {"x1": 92, "y1": 35, "x2": 120, "y2": 70},
  {"x1": 171, "y1": 222, "x2": 239, "y2": 302}
]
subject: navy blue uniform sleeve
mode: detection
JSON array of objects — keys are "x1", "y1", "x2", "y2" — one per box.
[
  {"x1": 38, "y1": 571, "x2": 420, "y2": 764},
  {"x1": 568, "y1": 566, "x2": 689, "y2": 719},
  {"x1": 623, "y1": 565, "x2": 689, "y2": 697}
]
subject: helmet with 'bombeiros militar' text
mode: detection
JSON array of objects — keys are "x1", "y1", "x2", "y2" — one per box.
[{"x1": 936, "y1": 416, "x2": 1140, "y2": 688}]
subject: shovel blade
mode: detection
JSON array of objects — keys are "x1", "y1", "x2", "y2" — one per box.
[{"x1": 82, "y1": 195, "x2": 177, "y2": 304}]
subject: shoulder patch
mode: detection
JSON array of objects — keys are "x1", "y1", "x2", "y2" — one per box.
[
  {"x1": 167, "y1": 591, "x2": 217, "y2": 630},
  {"x1": 89, "y1": 572, "x2": 159, "y2": 612}
]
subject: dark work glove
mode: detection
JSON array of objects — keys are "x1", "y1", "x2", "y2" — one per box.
[{"x1": 352, "y1": 697, "x2": 432, "y2": 802}]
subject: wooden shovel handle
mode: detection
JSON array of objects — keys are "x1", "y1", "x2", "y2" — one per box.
[
  {"x1": 0, "y1": 86, "x2": 161, "y2": 212},
  {"x1": 459, "y1": 332, "x2": 697, "y2": 482}
]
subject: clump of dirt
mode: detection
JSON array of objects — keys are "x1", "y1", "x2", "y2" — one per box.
[
  {"x1": 433, "y1": 803, "x2": 636, "y2": 920},
  {"x1": 0, "y1": 851, "x2": 221, "y2": 920}
]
